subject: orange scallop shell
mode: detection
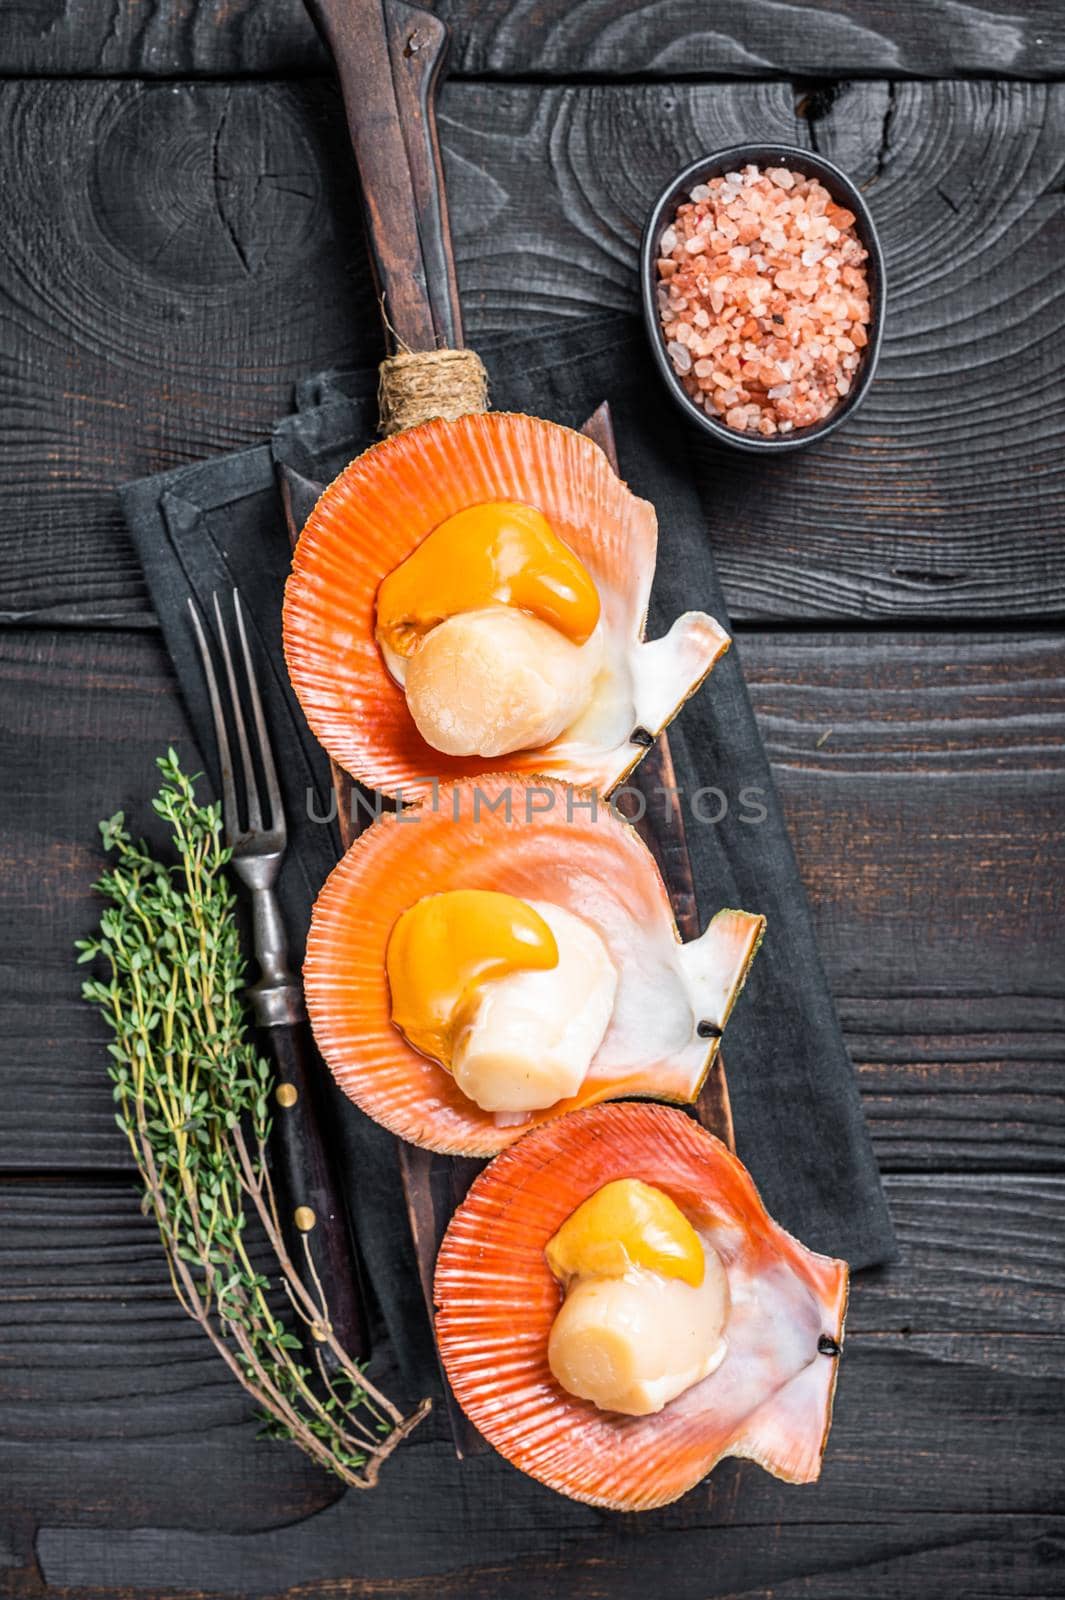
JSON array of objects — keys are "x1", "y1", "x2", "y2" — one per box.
[
  {"x1": 435, "y1": 1102, "x2": 849, "y2": 1511},
  {"x1": 282, "y1": 411, "x2": 729, "y2": 799},
  {"x1": 304, "y1": 776, "x2": 764, "y2": 1158}
]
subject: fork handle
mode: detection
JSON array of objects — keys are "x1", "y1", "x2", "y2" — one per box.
[
  {"x1": 263, "y1": 1018, "x2": 370, "y2": 1362},
  {"x1": 248, "y1": 885, "x2": 305, "y2": 1026}
]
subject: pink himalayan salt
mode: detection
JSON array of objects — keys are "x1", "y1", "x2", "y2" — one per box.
[{"x1": 655, "y1": 164, "x2": 871, "y2": 434}]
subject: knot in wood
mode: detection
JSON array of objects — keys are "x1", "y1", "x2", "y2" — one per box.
[{"x1": 378, "y1": 348, "x2": 489, "y2": 435}]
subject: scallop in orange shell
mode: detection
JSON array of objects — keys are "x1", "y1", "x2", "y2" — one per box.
[
  {"x1": 282, "y1": 411, "x2": 730, "y2": 799},
  {"x1": 304, "y1": 776, "x2": 764, "y2": 1157},
  {"x1": 435, "y1": 1102, "x2": 849, "y2": 1510}
]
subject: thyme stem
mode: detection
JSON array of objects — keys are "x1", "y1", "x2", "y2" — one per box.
[{"x1": 77, "y1": 750, "x2": 428, "y2": 1488}]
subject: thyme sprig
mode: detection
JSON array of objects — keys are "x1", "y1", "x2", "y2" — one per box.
[{"x1": 77, "y1": 750, "x2": 428, "y2": 1487}]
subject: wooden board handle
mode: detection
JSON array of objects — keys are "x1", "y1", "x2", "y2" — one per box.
[{"x1": 304, "y1": 0, "x2": 463, "y2": 351}]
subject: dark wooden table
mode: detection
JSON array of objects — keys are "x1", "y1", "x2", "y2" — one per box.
[{"x1": 2, "y1": 4, "x2": 1063, "y2": 1596}]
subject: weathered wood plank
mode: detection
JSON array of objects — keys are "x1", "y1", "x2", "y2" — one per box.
[
  {"x1": 1, "y1": 80, "x2": 1063, "y2": 626},
  {"x1": 858, "y1": 1058, "x2": 1065, "y2": 1171},
  {"x1": 0, "y1": 630, "x2": 196, "y2": 1169},
  {"x1": 0, "y1": 78, "x2": 377, "y2": 626},
  {"x1": 736, "y1": 629, "x2": 1065, "y2": 1041},
  {"x1": 443, "y1": 78, "x2": 1065, "y2": 620},
  {"x1": 0, "y1": 1176, "x2": 1060, "y2": 1597},
  {"x1": 452, "y1": 0, "x2": 1065, "y2": 80},
  {"x1": 28, "y1": 1514, "x2": 1065, "y2": 1600},
  {"x1": 2, "y1": 626, "x2": 1060, "y2": 1174},
  {"x1": 3, "y1": 0, "x2": 1063, "y2": 79}
]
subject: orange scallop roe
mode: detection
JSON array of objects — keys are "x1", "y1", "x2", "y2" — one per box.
[{"x1": 655, "y1": 164, "x2": 871, "y2": 437}]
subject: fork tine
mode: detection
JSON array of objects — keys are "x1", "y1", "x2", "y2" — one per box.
[
  {"x1": 233, "y1": 590, "x2": 285, "y2": 841},
  {"x1": 213, "y1": 591, "x2": 262, "y2": 835},
  {"x1": 188, "y1": 598, "x2": 241, "y2": 843}
]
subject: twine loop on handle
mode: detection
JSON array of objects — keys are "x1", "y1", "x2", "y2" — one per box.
[{"x1": 378, "y1": 348, "x2": 489, "y2": 435}]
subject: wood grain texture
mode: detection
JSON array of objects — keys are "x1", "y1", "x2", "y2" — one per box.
[
  {"x1": 441, "y1": 78, "x2": 1065, "y2": 619},
  {"x1": 3, "y1": 626, "x2": 1060, "y2": 1175},
  {"x1": 2, "y1": 0, "x2": 1063, "y2": 78},
  {"x1": 447, "y1": 0, "x2": 1065, "y2": 80},
  {"x1": 736, "y1": 629, "x2": 1065, "y2": 1049},
  {"x1": 0, "y1": 78, "x2": 376, "y2": 626},
  {"x1": 0, "y1": 1175, "x2": 1060, "y2": 1597},
  {"x1": 27, "y1": 1516, "x2": 1065, "y2": 1600},
  {"x1": 1, "y1": 79, "x2": 1064, "y2": 625},
  {"x1": 858, "y1": 1058, "x2": 1065, "y2": 1171},
  {"x1": 0, "y1": 630, "x2": 196, "y2": 1168}
]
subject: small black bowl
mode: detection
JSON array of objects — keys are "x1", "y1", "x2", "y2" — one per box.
[{"x1": 640, "y1": 143, "x2": 886, "y2": 453}]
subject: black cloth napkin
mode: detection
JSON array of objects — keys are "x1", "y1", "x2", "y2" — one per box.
[{"x1": 121, "y1": 314, "x2": 895, "y2": 1379}]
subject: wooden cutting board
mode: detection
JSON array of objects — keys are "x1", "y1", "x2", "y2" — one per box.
[{"x1": 290, "y1": 0, "x2": 734, "y2": 1454}]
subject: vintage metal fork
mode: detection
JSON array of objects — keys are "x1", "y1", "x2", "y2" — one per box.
[{"x1": 188, "y1": 590, "x2": 367, "y2": 1360}]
